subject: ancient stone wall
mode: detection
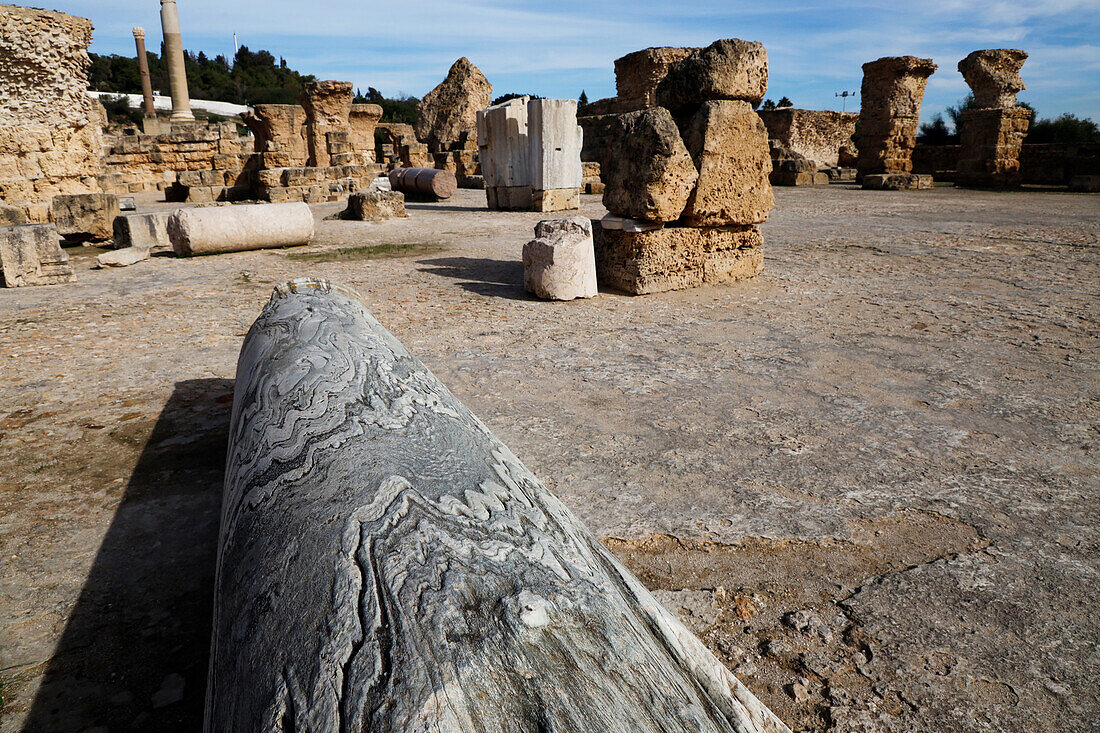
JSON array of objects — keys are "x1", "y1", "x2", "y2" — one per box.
[
  {"x1": 756, "y1": 109, "x2": 858, "y2": 168},
  {"x1": 614, "y1": 47, "x2": 697, "y2": 113},
  {"x1": 0, "y1": 4, "x2": 104, "y2": 221},
  {"x1": 99, "y1": 121, "x2": 248, "y2": 194},
  {"x1": 242, "y1": 104, "x2": 309, "y2": 167},
  {"x1": 912, "y1": 142, "x2": 1100, "y2": 186}
]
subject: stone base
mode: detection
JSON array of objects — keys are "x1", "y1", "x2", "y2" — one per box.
[
  {"x1": 1069, "y1": 175, "x2": 1100, "y2": 193},
  {"x1": 339, "y1": 190, "x2": 407, "y2": 221},
  {"x1": 593, "y1": 222, "x2": 763, "y2": 295},
  {"x1": 49, "y1": 193, "x2": 120, "y2": 242},
  {"x1": 862, "y1": 174, "x2": 933, "y2": 191},
  {"x1": 771, "y1": 171, "x2": 831, "y2": 186},
  {"x1": 0, "y1": 223, "x2": 76, "y2": 287},
  {"x1": 486, "y1": 185, "x2": 533, "y2": 210},
  {"x1": 533, "y1": 188, "x2": 580, "y2": 212},
  {"x1": 955, "y1": 107, "x2": 1029, "y2": 189}
]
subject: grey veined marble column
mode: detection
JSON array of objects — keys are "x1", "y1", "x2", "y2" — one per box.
[
  {"x1": 159, "y1": 0, "x2": 193, "y2": 121},
  {"x1": 205, "y1": 278, "x2": 792, "y2": 733},
  {"x1": 132, "y1": 27, "x2": 156, "y2": 116}
]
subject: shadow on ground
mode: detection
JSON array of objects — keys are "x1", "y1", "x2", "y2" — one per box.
[
  {"x1": 21, "y1": 379, "x2": 232, "y2": 732},
  {"x1": 404, "y1": 202, "x2": 489, "y2": 214},
  {"x1": 418, "y1": 256, "x2": 532, "y2": 300}
]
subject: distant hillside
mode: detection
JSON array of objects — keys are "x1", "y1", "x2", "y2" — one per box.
[{"x1": 89, "y1": 46, "x2": 314, "y2": 106}]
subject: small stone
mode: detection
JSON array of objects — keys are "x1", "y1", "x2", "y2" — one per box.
[
  {"x1": 119, "y1": 196, "x2": 137, "y2": 211},
  {"x1": 785, "y1": 679, "x2": 811, "y2": 702},
  {"x1": 523, "y1": 215, "x2": 597, "y2": 301},
  {"x1": 97, "y1": 247, "x2": 150, "y2": 268},
  {"x1": 763, "y1": 638, "x2": 793, "y2": 658},
  {"x1": 783, "y1": 609, "x2": 833, "y2": 641},
  {"x1": 151, "y1": 672, "x2": 185, "y2": 708}
]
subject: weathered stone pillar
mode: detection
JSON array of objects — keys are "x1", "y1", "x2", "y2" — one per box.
[
  {"x1": 132, "y1": 27, "x2": 156, "y2": 116},
  {"x1": 955, "y1": 49, "x2": 1030, "y2": 188},
  {"x1": 159, "y1": 0, "x2": 193, "y2": 121},
  {"x1": 856, "y1": 56, "x2": 936, "y2": 189},
  {"x1": 299, "y1": 80, "x2": 353, "y2": 167}
]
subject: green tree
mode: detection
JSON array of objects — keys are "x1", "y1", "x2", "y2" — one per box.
[
  {"x1": 354, "y1": 88, "x2": 419, "y2": 124},
  {"x1": 945, "y1": 93, "x2": 978, "y2": 131},
  {"x1": 760, "y1": 99, "x2": 776, "y2": 110},
  {"x1": 1026, "y1": 113, "x2": 1100, "y2": 144},
  {"x1": 777, "y1": 96, "x2": 792, "y2": 108},
  {"x1": 917, "y1": 114, "x2": 955, "y2": 145},
  {"x1": 579, "y1": 90, "x2": 589, "y2": 106}
]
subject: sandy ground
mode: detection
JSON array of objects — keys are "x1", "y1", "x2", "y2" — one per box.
[{"x1": 0, "y1": 185, "x2": 1097, "y2": 732}]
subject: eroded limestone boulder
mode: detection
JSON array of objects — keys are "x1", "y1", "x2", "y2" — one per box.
[
  {"x1": 415, "y1": 58, "x2": 492, "y2": 151},
  {"x1": 523, "y1": 215, "x2": 597, "y2": 300},
  {"x1": 0, "y1": 223, "x2": 75, "y2": 286},
  {"x1": 656, "y1": 39, "x2": 769, "y2": 111},
  {"x1": 50, "y1": 193, "x2": 120, "y2": 242},
  {"x1": 680, "y1": 100, "x2": 773, "y2": 226},
  {"x1": 958, "y1": 49, "x2": 1028, "y2": 109},
  {"x1": 341, "y1": 190, "x2": 406, "y2": 221},
  {"x1": 601, "y1": 108, "x2": 698, "y2": 222}
]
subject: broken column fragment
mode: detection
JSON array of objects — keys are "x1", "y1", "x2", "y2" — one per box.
[
  {"x1": 112, "y1": 211, "x2": 172, "y2": 250},
  {"x1": 168, "y1": 202, "x2": 314, "y2": 256},
  {"x1": 523, "y1": 216, "x2": 598, "y2": 300},
  {"x1": 349, "y1": 104, "x2": 383, "y2": 164},
  {"x1": 0, "y1": 223, "x2": 76, "y2": 287},
  {"x1": 615, "y1": 47, "x2": 698, "y2": 113},
  {"x1": 339, "y1": 189, "x2": 407, "y2": 221},
  {"x1": 856, "y1": 56, "x2": 937, "y2": 189},
  {"x1": 656, "y1": 39, "x2": 769, "y2": 112},
  {"x1": 300, "y1": 80, "x2": 354, "y2": 168},
  {"x1": 206, "y1": 278, "x2": 790, "y2": 733},
  {"x1": 955, "y1": 49, "x2": 1030, "y2": 188}
]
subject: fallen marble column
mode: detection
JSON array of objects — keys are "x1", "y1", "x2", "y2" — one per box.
[
  {"x1": 388, "y1": 166, "x2": 457, "y2": 200},
  {"x1": 207, "y1": 278, "x2": 790, "y2": 733},
  {"x1": 168, "y1": 203, "x2": 314, "y2": 256}
]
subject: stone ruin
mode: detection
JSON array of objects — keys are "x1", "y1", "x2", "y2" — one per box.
[
  {"x1": 757, "y1": 108, "x2": 858, "y2": 185},
  {"x1": 614, "y1": 47, "x2": 697, "y2": 113},
  {"x1": 856, "y1": 56, "x2": 937, "y2": 190},
  {"x1": 0, "y1": 3, "x2": 104, "y2": 224},
  {"x1": 415, "y1": 57, "x2": 490, "y2": 187},
  {"x1": 477, "y1": 97, "x2": 583, "y2": 212},
  {"x1": 593, "y1": 39, "x2": 771, "y2": 295},
  {"x1": 955, "y1": 49, "x2": 1030, "y2": 188},
  {"x1": 238, "y1": 81, "x2": 382, "y2": 204},
  {"x1": 376, "y1": 123, "x2": 431, "y2": 170}
]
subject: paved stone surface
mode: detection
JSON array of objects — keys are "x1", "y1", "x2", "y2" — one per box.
[{"x1": 0, "y1": 185, "x2": 1097, "y2": 732}]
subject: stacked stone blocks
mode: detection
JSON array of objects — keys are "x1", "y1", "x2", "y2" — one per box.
[
  {"x1": 856, "y1": 56, "x2": 937, "y2": 190},
  {"x1": 594, "y1": 39, "x2": 772, "y2": 294}
]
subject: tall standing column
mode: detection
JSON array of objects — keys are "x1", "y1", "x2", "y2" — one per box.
[
  {"x1": 159, "y1": 0, "x2": 193, "y2": 121},
  {"x1": 132, "y1": 27, "x2": 156, "y2": 116}
]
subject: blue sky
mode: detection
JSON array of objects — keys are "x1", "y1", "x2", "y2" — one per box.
[{"x1": 56, "y1": 0, "x2": 1100, "y2": 124}]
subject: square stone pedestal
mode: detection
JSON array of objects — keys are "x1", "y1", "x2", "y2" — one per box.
[{"x1": 956, "y1": 107, "x2": 1030, "y2": 188}]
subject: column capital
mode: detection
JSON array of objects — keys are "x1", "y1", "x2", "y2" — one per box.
[{"x1": 132, "y1": 26, "x2": 145, "y2": 39}]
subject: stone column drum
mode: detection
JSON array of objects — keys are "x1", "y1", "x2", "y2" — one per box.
[
  {"x1": 856, "y1": 56, "x2": 936, "y2": 188},
  {"x1": 159, "y1": 0, "x2": 193, "y2": 121},
  {"x1": 955, "y1": 49, "x2": 1030, "y2": 188},
  {"x1": 132, "y1": 27, "x2": 156, "y2": 116}
]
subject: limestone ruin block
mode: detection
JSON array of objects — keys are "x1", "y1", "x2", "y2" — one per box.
[
  {"x1": 479, "y1": 98, "x2": 532, "y2": 209},
  {"x1": 958, "y1": 49, "x2": 1028, "y2": 109},
  {"x1": 523, "y1": 215, "x2": 598, "y2": 300},
  {"x1": 0, "y1": 223, "x2": 75, "y2": 287},
  {"x1": 856, "y1": 56, "x2": 936, "y2": 182},
  {"x1": 96, "y1": 246, "x2": 150, "y2": 268},
  {"x1": 593, "y1": 222, "x2": 763, "y2": 295},
  {"x1": 112, "y1": 211, "x2": 172, "y2": 250},
  {"x1": 50, "y1": 193, "x2": 121, "y2": 242},
  {"x1": 615, "y1": 47, "x2": 698, "y2": 112},
  {"x1": 0, "y1": 205, "x2": 28, "y2": 226},
  {"x1": 349, "y1": 103, "x2": 383, "y2": 163},
  {"x1": 756, "y1": 108, "x2": 858, "y2": 169},
  {"x1": 656, "y1": 39, "x2": 769, "y2": 111},
  {"x1": 681, "y1": 100, "x2": 773, "y2": 226},
  {"x1": 242, "y1": 105, "x2": 309, "y2": 167},
  {"x1": 0, "y1": 5, "x2": 105, "y2": 219},
  {"x1": 415, "y1": 57, "x2": 492, "y2": 151},
  {"x1": 340, "y1": 190, "x2": 407, "y2": 221},
  {"x1": 601, "y1": 108, "x2": 698, "y2": 222},
  {"x1": 861, "y1": 173, "x2": 933, "y2": 190},
  {"x1": 168, "y1": 202, "x2": 314, "y2": 256},
  {"x1": 300, "y1": 80, "x2": 354, "y2": 167},
  {"x1": 206, "y1": 278, "x2": 790, "y2": 733}
]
